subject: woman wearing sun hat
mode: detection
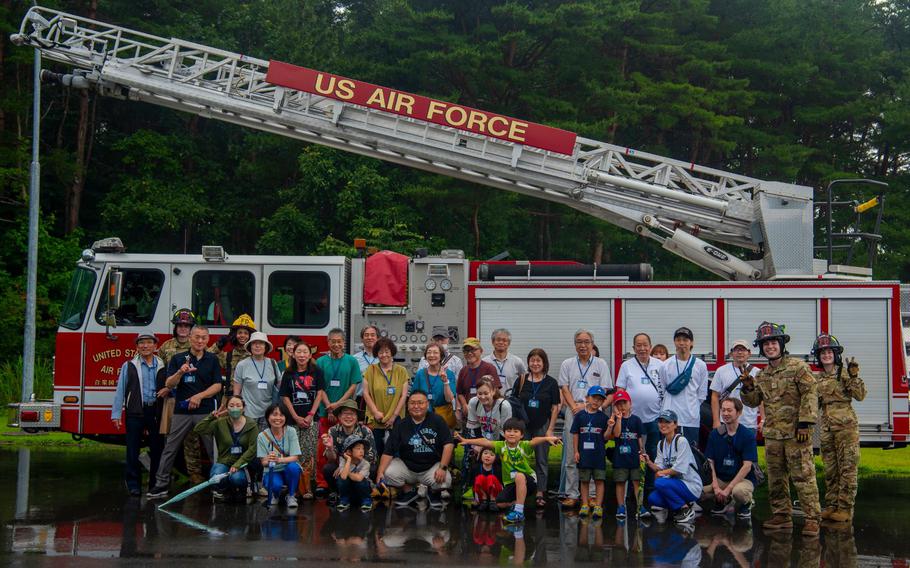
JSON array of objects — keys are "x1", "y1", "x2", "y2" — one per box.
[{"x1": 233, "y1": 331, "x2": 280, "y2": 431}]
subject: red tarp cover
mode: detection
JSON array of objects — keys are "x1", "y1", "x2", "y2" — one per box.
[{"x1": 363, "y1": 250, "x2": 409, "y2": 306}]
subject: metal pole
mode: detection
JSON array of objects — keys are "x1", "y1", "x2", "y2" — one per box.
[
  {"x1": 22, "y1": 48, "x2": 40, "y2": 402},
  {"x1": 15, "y1": 448, "x2": 31, "y2": 519}
]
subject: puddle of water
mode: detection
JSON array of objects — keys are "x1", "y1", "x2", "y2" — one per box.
[{"x1": 0, "y1": 448, "x2": 907, "y2": 565}]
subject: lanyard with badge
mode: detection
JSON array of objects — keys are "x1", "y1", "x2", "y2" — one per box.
[
  {"x1": 252, "y1": 358, "x2": 269, "y2": 391},
  {"x1": 581, "y1": 412, "x2": 599, "y2": 451},
  {"x1": 528, "y1": 378, "x2": 543, "y2": 408},
  {"x1": 492, "y1": 358, "x2": 507, "y2": 381},
  {"x1": 576, "y1": 357, "x2": 593, "y2": 391},
  {"x1": 636, "y1": 359, "x2": 660, "y2": 394},
  {"x1": 361, "y1": 352, "x2": 377, "y2": 367},
  {"x1": 183, "y1": 354, "x2": 196, "y2": 384},
  {"x1": 467, "y1": 366, "x2": 481, "y2": 394},
  {"x1": 329, "y1": 357, "x2": 342, "y2": 388},
  {"x1": 424, "y1": 372, "x2": 440, "y2": 402},
  {"x1": 230, "y1": 424, "x2": 244, "y2": 455},
  {"x1": 142, "y1": 360, "x2": 157, "y2": 401},
  {"x1": 379, "y1": 366, "x2": 396, "y2": 396}
]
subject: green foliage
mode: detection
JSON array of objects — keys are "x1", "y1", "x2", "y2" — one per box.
[
  {"x1": 0, "y1": 0, "x2": 908, "y2": 368},
  {"x1": 0, "y1": 356, "x2": 54, "y2": 405}
]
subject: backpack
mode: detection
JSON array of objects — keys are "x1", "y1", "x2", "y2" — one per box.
[
  {"x1": 661, "y1": 434, "x2": 713, "y2": 486},
  {"x1": 504, "y1": 375, "x2": 531, "y2": 425}
]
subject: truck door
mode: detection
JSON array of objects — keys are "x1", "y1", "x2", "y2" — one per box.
[
  {"x1": 83, "y1": 263, "x2": 170, "y2": 435},
  {"x1": 261, "y1": 262, "x2": 347, "y2": 358},
  {"x1": 168, "y1": 263, "x2": 262, "y2": 340}
]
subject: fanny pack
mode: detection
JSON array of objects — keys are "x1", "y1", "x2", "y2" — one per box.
[{"x1": 666, "y1": 357, "x2": 695, "y2": 395}]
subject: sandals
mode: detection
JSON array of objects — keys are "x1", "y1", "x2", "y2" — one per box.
[{"x1": 536, "y1": 495, "x2": 547, "y2": 508}]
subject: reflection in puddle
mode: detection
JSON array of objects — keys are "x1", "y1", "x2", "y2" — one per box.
[{"x1": 1, "y1": 449, "x2": 908, "y2": 565}]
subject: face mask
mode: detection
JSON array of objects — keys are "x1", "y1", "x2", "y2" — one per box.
[{"x1": 228, "y1": 408, "x2": 243, "y2": 420}]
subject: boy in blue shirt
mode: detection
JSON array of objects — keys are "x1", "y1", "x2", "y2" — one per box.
[
  {"x1": 570, "y1": 386, "x2": 609, "y2": 518},
  {"x1": 605, "y1": 389, "x2": 645, "y2": 519}
]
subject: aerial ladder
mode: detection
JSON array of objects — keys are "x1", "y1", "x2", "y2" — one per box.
[{"x1": 11, "y1": 6, "x2": 884, "y2": 281}]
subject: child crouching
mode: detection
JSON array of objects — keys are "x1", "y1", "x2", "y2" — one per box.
[
  {"x1": 335, "y1": 436, "x2": 373, "y2": 511},
  {"x1": 471, "y1": 447, "x2": 503, "y2": 511},
  {"x1": 456, "y1": 418, "x2": 561, "y2": 523}
]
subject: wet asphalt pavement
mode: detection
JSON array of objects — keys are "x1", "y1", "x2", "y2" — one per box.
[{"x1": 1, "y1": 448, "x2": 908, "y2": 566}]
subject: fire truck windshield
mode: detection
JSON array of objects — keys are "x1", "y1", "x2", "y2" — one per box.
[{"x1": 59, "y1": 267, "x2": 97, "y2": 330}]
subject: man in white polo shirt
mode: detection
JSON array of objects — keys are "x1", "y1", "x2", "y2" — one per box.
[
  {"x1": 710, "y1": 339, "x2": 762, "y2": 433},
  {"x1": 615, "y1": 331, "x2": 663, "y2": 514},
  {"x1": 482, "y1": 328, "x2": 527, "y2": 394},
  {"x1": 557, "y1": 329, "x2": 613, "y2": 508},
  {"x1": 659, "y1": 326, "x2": 709, "y2": 450}
]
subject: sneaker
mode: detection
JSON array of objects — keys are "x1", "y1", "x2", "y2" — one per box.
[
  {"x1": 337, "y1": 499, "x2": 351, "y2": 511},
  {"x1": 638, "y1": 506, "x2": 651, "y2": 519},
  {"x1": 147, "y1": 485, "x2": 169, "y2": 499},
  {"x1": 394, "y1": 489, "x2": 420, "y2": 507},
  {"x1": 286, "y1": 496, "x2": 298, "y2": 508},
  {"x1": 579, "y1": 504, "x2": 591, "y2": 516},
  {"x1": 212, "y1": 490, "x2": 225, "y2": 502},
  {"x1": 428, "y1": 492, "x2": 444, "y2": 509},
  {"x1": 737, "y1": 501, "x2": 754, "y2": 519},
  {"x1": 692, "y1": 502, "x2": 703, "y2": 513},
  {"x1": 258, "y1": 485, "x2": 269, "y2": 497},
  {"x1": 361, "y1": 498, "x2": 374, "y2": 511},
  {"x1": 616, "y1": 505, "x2": 626, "y2": 519},
  {"x1": 503, "y1": 509, "x2": 525, "y2": 524},
  {"x1": 315, "y1": 487, "x2": 329, "y2": 499},
  {"x1": 674, "y1": 504, "x2": 696, "y2": 524},
  {"x1": 711, "y1": 502, "x2": 729, "y2": 516},
  {"x1": 593, "y1": 506, "x2": 604, "y2": 518},
  {"x1": 327, "y1": 492, "x2": 339, "y2": 506}
]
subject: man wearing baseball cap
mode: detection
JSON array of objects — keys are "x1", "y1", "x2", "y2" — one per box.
[
  {"x1": 710, "y1": 340, "x2": 761, "y2": 433},
  {"x1": 111, "y1": 333, "x2": 166, "y2": 496},
  {"x1": 658, "y1": 327, "x2": 708, "y2": 450},
  {"x1": 456, "y1": 337, "x2": 500, "y2": 424}
]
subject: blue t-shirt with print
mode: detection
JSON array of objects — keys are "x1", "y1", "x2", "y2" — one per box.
[
  {"x1": 612, "y1": 414, "x2": 644, "y2": 469},
  {"x1": 570, "y1": 409, "x2": 608, "y2": 470}
]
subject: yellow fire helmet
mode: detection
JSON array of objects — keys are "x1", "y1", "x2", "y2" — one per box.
[{"x1": 231, "y1": 313, "x2": 256, "y2": 332}]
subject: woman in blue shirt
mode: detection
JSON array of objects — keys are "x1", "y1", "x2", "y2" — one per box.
[{"x1": 410, "y1": 344, "x2": 456, "y2": 425}]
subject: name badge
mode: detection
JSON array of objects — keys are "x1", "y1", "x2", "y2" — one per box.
[
  {"x1": 184, "y1": 374, "x2": 195, "y2": 384},
  {"x1": 528, "y1": 399, "x2": 540, "y2": 408},
  {"x1": 723, "y1": 457, "x2": 735, "y2": 468},
  {"x1": 510, "y1": 470, "x2": 517, "y2": 479},
  {"x1": 578, "y1": 380, "x2": 588, "y2": 389},
  {"x1": 330, "y1": 380, "x2": 341, "y2": 387},
  {"x1": 427, "y1": 393, "x2": 434, "y2": 401},
  {"x1": 470, "y1": 387, "x2": 477, "y2": 395},
  {"x1": 620, "y1": 445, "x2": 632, "y2": 454},
  {"x1": 641, "y1": 376, "x2": 651, "y2": 385},
  {"x1": 583, "y1": 442, "x2": 595, "y2": 450},
  {"x1": 230, "y1": 446, "x2": 242, "y2": 455},
  {"x1": 257, "y1": 381, "x2": 269, "y2": 390},
  {"x1": 295, "y1": 392, "x2": 308, "y2": 401},
  {"x1": 386, "y1": 386, "x2": 396, "y2": 396}
]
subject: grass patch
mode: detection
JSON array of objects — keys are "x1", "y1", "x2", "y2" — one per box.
[
  {"x1": 0, "y1": 424, "x2": 115, "y2": 450},
  {"x1": 0, "y1": 357, "x2": 53, "y2": 405}
]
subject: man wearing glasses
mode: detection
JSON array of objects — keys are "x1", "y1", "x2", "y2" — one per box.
[{"x1": 557, "y1": 329, "x2": 613, "y2": 508}]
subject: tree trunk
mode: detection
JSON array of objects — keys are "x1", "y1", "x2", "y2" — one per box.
[{"x1": 64, "y1": 0, "x2": 98, "y2": 233}]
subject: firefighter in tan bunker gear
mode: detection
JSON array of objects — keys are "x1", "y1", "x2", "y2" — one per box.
[
  {"x1": 812, "y1": 333, "x2": 866, "y2": 524},
  {"x1": 740, "y1": 321, "x2": 821, "y2": 537}
]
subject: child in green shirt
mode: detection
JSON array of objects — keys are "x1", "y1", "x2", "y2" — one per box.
[{"x1": 456, "y1": 417, "x2": 561, "y2": 523}]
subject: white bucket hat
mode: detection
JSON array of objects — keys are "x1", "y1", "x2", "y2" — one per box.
[{"x1": 246, "y1": 331, "x2": 273, "y2": 354}]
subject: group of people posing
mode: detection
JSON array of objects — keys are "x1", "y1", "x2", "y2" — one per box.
[{"x1": 111, "y1": 310, "x2": 866, "y2": 535}]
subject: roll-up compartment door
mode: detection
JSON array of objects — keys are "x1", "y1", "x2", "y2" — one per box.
[
  {"x1": 477, "y1": 298, "x2": 612, "y2": 372},
  {"x1": 830, "y1": 299, "x2": 890, "y2": 428},
  {"x1": 623, "y1": 300, "x2": 714, "y2": 358},
  {"x1": 727, "y1": 299, "x2": 817, "y2": 356}
]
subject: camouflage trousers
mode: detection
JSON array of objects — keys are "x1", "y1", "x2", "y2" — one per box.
[
  {"x1": 184, "y1": 431, "x2": 204, "y2": 480},
  {"x1": 820, "y1": 428, "x2": 860, "y2": 511},
  {"x1": 765, "y1": 438, "x2": 821, "y2": 521}
]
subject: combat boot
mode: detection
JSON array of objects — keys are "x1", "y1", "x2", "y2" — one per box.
[
  {"x1": 763, "y1": 514, "x2": 794, "y2": 531},
  {"x1": 820, "y1": 506, "x2": 836, "y2": 520},
  {"x1": 801, "y1": 519, "x2": 820, "y2": 537},
  {"x1": 829, "y1": 509, "x2": 852, "y2": 522}
]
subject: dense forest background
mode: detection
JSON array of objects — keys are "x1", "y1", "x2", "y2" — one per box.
[{"x1": 0, "y1": 0, "x2": 908, "y2": 376}]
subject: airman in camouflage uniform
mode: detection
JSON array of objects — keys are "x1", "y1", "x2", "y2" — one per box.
[
  {"x1": 812, "y1": 333, "x2": 866, "y2": 523},
  {"x1": 741, "y1": 321, "x2": 821, "y2": 537}
]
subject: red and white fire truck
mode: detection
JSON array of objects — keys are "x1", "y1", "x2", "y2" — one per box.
[{"x1": 10, "y1": 7, "x2": 908, "y2": 445}]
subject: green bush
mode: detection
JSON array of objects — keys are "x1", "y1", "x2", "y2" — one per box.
[{"x1": 0, "y1": 357, "x2": 54, "y2": 405}]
